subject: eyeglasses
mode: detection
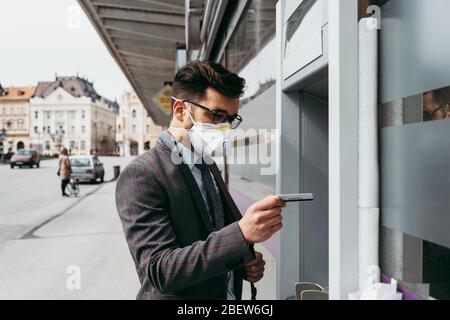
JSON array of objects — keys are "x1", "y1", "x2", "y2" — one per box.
[{"x1": 183, "y1": 99, "x2": 243, "y2": 129}]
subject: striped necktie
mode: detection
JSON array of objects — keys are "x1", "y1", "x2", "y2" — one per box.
[{"x1": 195, "y1": 162, "x2": 225, "y2": 230}]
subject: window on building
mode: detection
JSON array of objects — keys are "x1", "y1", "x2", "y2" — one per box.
[
  {"x1": 80, "y1": 140, "x2": 86, "y2": 150},
  {"x1": 132, "y1": 125, "x2": 136, "y2": 134},
  {"x1": 46, "y1": 112, "x2": 51, "y2": 120},
  {"x1": 82, "y1": 111, "x2": 86, "y2": 119},
  {"x1": 132, "y1": 110, "x2": 136, "y2": 118},
  {"x1": 34, "y1": 126, "x2": 38, "y2": 134},
  {"x1": 118, "y1": 125, "x2": 121, "y2": 134},
  {"x1": 71, "y1": 126, "x2": 75, "y2": 134},
  {"x1": 146, "y1": 125, "x2": 150, "y2": 134},
  {"x1": 47, "y1": 126, "x2": 51, "y2": 133},
  {"x1": 56, "y1": 111, "x2": 64, "y2": 120},
  {"x1": 34, "y1": 111, "x2": 38, "y2": 119},
  {"x1": 81, "y1": 126, "x2": 86, "y2": 134},
  {"x1": 45, "y1": 141, "x2": 50, "y2": 150},
  {"x1": 380, "y1": 85, "x2": 450, "y2": 300},
  {"x1": 70, "y1": 141, "x2": 75, "y2": 150},
  {"x1": 224, "y1": 0, "x2": 277, "y2": 73}
]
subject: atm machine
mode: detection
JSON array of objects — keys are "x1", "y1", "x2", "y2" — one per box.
[{"x1": 276, "y1": 0, "x2": 330, "y2": 299}]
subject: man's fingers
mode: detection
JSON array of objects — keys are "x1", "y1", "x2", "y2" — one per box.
[
  {"x1": 259, "y1": 207, "x2": 282, "y2": 220},
  {"x1": 262, "y1": 214, "x2": 283, "y2": 229},
  {"x1": 271, "y1": 223, "x2": 283, "y2": 234},
  {"x1": 246, "y1": 253, "x2": 264, "y2": 267},
  {"x1": 246, "y1": 252, "x2": 263, "y2": 266},
  {"x1": 246, "y1": 273, "x2": 264, "y2": 283},
  {"x1": 246, "y1": 260, "x2": 265, "y2": 271},
  {"x1": 246, "y1": 265, "x2": 265, "y2": 275},
  {"x1": 253, "y1": 195, "x2": 285, "y2": 211},
  {"x1": 246, "y1": 259, "x2": 259, "y2": 267}
]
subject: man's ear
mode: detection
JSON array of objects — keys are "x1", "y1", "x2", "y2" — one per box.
[{"x1": 172, "y1": 100, "x2": 185, "y2": 122}]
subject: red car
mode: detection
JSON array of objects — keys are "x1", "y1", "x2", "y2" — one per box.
[{"x1": 10, "y1": 149, "x2": 41, "y2": 169}]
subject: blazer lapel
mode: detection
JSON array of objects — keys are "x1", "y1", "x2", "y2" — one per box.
[
  {"x1": 157, "y1": 133, "x2": 215, "y2": 234},
  {"x1": 209, "y1": 163, "x2": 243, "y2": 222}
]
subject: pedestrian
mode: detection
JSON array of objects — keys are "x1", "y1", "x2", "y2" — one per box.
[
  {"x1": 115, "y1": 61, "x2": 286, "y2": 300},
  {"x1": 59, "y1": 148, "x2": 71, "y2": 197}
]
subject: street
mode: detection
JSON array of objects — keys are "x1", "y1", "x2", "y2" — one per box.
[{"x1": 0, "y1": 156, "x2": 140, "y2": 299}]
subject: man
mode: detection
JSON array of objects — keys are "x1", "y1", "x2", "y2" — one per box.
[
  {"x1": 115, "y1": 61, "x2": 285, "y2": 300},
  {"x1": 423, "y1": 89, "x2": 450, "y2": 122}
]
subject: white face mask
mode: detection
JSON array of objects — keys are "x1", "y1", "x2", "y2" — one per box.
[{"x1": 171, "y1": 98, "x2": 232, "y2": 158}]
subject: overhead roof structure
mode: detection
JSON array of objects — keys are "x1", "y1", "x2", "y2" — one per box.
[{"x1": 78, "y1": 0, "x2": 187, "y2": 126}]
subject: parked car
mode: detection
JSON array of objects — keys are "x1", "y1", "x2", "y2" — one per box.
[
  {"x1": 10, "y1": 149, "x2": 41, "y2": 169},
  {"x1": 69, "y1": 155, "x2": 105, "y2": 183}
]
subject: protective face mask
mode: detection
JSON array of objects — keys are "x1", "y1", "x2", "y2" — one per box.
[
  {"x1": 189, "y1": 119, "x2": 232, "y2": 158},
  {"x1": 170, "y1": 102, "x2": 232, "y2": 158}
]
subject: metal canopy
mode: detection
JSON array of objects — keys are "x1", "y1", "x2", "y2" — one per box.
[{"x1": 78, "y1": 0, "x2": 187, "y2": 126}]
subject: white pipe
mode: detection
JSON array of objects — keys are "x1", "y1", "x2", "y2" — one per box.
[{"x1": 358, "y1": 18, "x2": 380, "y2": 290}]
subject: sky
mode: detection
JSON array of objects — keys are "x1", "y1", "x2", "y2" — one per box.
[{"x1": 0, "y1": 0, "x2": 132, "y2": 101}]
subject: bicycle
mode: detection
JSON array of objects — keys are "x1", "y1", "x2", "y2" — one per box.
[{"x1": 65, "y1": 175, "x2": 80, "y2": 197}]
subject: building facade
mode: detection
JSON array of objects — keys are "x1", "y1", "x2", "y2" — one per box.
[
  {"x1": 82, "y1": 0, "x2": 450, "y2": 300},
  {"x1": 116, "y1": 91, "x2": 164, "y2": 157},
  {"x1": 0, "y1": 85, "x2": 36, "y2": 154},
  {"x1": 29, "y1": 76, "x2": 118, "y2": 156}
]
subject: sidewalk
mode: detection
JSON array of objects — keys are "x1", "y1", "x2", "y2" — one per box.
[{"x1": 0, "y1": 181, "x2": 140, "y2": 299}]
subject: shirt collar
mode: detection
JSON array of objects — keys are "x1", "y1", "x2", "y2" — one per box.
[{"x1": 175, "y1": 139, "x2": 201, "y2": 170}]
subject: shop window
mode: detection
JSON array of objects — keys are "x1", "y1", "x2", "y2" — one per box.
[
  {"x1": 380, "y1": 85, "x2": 450, "y2": 299},
  {"x1": 225, "y1": 0, "x2": 277, "y2": 73}
]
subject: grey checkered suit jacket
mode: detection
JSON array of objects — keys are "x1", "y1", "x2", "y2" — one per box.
[{"x1": 115, "y1": 134, "x2": 256, "y2": 300}]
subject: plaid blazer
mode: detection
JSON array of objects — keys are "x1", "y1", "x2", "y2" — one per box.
[{"x1": 115, "y1": 136, "x2": 255, "y2": 300}]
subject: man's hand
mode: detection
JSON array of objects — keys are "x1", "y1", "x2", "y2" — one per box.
[
  {"x1": 238, "y1": 195, "x2": 286, "y2": 244},
  {"x1": 244, "y1": 252, "x2": 265, "y2": 283}
]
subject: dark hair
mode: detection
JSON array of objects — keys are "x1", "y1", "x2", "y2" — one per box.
[
  {"x1": 172, "y1": 61, "x2": 246, "y2": 103},
  {"x1": 428, "y1": 87, "x2": 450, "y2": 106}
]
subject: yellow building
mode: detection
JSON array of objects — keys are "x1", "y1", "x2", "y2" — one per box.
[
  {"x1": 116, "y1": 92, "x2": 164, "y2": 156},
  {"x1": 0, "y1": 85, "x2": 36, "y2": 154}
]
